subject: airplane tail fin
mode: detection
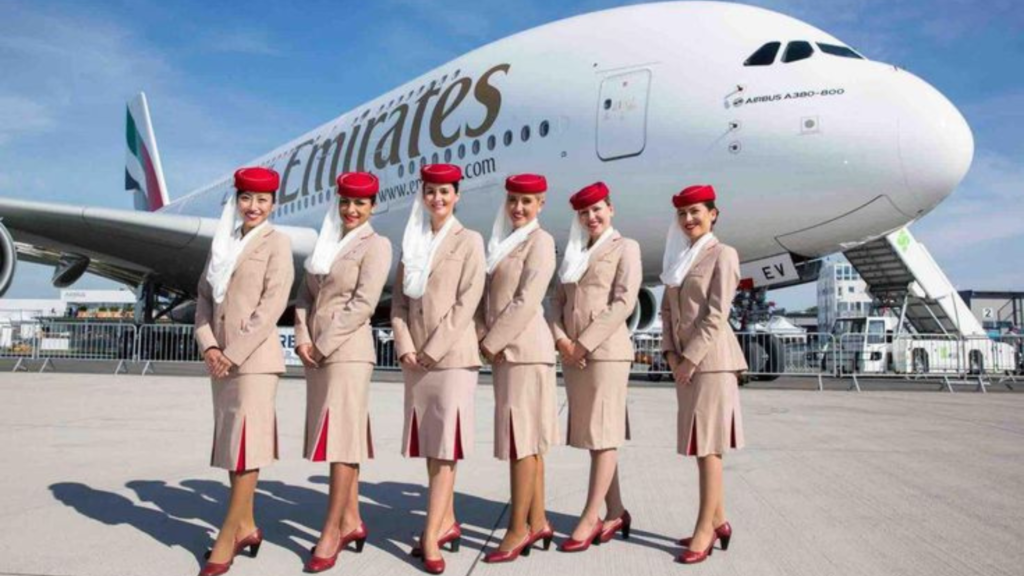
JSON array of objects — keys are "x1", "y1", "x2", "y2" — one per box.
[{"x1": 125, "y1": 92, "x2": 170, "y2": 211}]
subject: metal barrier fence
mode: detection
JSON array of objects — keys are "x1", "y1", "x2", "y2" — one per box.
[{"x1": 1, "y1": 321, "x2": 1020, "y2": 393}]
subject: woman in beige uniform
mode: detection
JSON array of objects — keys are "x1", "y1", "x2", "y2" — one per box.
[
  {"x1": 294, "y1": 172, "x2": 392, "y2": 573},
  {"x1": 550, "y1": 182, "x2": 642, "y2": 553},
  {"x1": 477, "y1": 174, "x2": 559, "y2": 563},
  {"x1": 659, "y1": 184, "x2": 747, "y2": 565},
  {"x1": 391, "y1": 163, "x2": 485, "y2": 575},
  {"x1": 194, "y1": 167, "x2": 294, "y2": 576}
]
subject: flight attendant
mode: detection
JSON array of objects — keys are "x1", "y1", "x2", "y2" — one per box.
[
  {"x1": 194, "y1": 167, "x2": 294, "y2": 576},
  {"x1": 294, "y1": 172, "x2": 392, "y2": 573},
  {"x1": 550, "y1": 182, "x2": 641, "y2": 553},
  {"x1": 477, "y1": 174, "x2": 559, "y2": 563},
  {"x1": 391, "y1": 164, "x2": 486, "y2": 574},
  {"x1": 659, "y1": 184, "x2": 747, "y2": 564}
]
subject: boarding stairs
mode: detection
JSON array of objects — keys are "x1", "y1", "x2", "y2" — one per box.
[{"x1": 843, "y1": 227, "x2": 986, "y2": 337}]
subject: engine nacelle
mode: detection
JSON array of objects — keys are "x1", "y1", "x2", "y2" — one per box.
[
  {"x1": 0, "y1": 221, "x2": 17, "y2": 298},
  {"x1": 627, "y1": 286, "x2": 659, "y2": 333}
]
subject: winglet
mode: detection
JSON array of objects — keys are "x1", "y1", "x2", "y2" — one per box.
[{"x1": 125, "y1": 92, "x2": 170, "y2": 211}]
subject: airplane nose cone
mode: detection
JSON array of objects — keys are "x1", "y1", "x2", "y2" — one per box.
[{"x1": 896, "y1": 71, "x2": 974, "y2": 216}]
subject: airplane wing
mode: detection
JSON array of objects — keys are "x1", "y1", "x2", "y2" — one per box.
[{"x1": 0, "y1": 197, "x2": 316, "y2": 299}]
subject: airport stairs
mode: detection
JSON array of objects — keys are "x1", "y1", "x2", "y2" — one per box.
[{"x1": 843, "y1": 227, "x2": 986, "y2": 337}]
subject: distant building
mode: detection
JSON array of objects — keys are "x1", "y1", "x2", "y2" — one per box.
[
  {"x1": 817, "y1": 257, "x2": 874, "y2": 331},
  {"x1": 0, "y1": 299, "x2": 63, "y2": 322},
  {"x1": 958, "y1": 290, "x2": 1024, "y2": 335},
  {"x1": 0, "y1": 289, "x2": 136, "y2": 322}
]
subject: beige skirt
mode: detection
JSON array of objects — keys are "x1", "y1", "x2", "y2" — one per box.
[
  {"x1": 493, "y1": 362, "x2": 559, "y2": 461},
  {"x1": 210, "y1": 373, "x2": 279, "y2": 471},
  {"x1": 304, "y1": 362, "x2": 374, "y2": 464},
  {"x1": 563, "y1": 361, "x2": 631, "y2": 450},
  {"x1": 402, "y1": 367, "x2": 478, "y2": 460},
  {"x1": 677, "y1": 371, "x2": 744, "y2": 457}
]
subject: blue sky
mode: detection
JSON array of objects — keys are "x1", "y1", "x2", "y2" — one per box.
[{"x1": 1, "y1": 0, "x2": 1022, "y2": 309}]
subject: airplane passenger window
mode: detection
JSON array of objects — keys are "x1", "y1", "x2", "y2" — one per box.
[
  {"x1": 521, "y1": 126, "x2": 530, "y2": 142},
  {"x1": 458, "y1": 143, "x2": 466, "y2": 159},
  {"x1": 408, "y1": 160, "x2": 415, "y2": 174},
  {"x1": 817, "y1": 43, "x2": 864, "y2": 59},
  {"x1": 503, "y1": 130, "x2": 512, "y2": 146},
  {"x1": 431, "y1": 152, "x2": 439, "y2": 164},
  {"x1": 782, "y1": 41, "x2": 814, "y2": 63},
  {"x1": 472, "y1": 140, "x2": 481, "y2": 155},
  {"x1": 399, "y1": 164, "x2": 405, "y2": 178},
  {"x1": 444, "y1": 148, "x2": 452, "y2": 162},
  {"x1": 539, "y1": 120, "x2": 550, "y2": 137},
  {"x1": 488, "y1": 135, "x2": 497, "y2": 150},
  {"x1": 743, "y1": 41, "x2": 781, "y2": 66}
]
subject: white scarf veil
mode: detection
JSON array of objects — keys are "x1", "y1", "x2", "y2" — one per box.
[
  {"x1": 485, "y1": 201, "x2": 538, "y2": 274},
  {"x1": 205, "y1": 195, "x2": 266, "y2": 304},
  {"x1": 304, "y1": 194, "x2": 367, "y2": 275},
  {"x1": 660, "y1": 219, "x2": 715, "y2": 286},
  {"x1": 401, "y1": 192, "x2": 456, "y2": 298},
  {"x1": 558, "y1": 217, "x2": 615, "y2": 284}
]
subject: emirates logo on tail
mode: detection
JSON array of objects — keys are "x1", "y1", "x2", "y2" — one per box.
[{"x1": 125, "y1": 93, "x2": 169, "y2": 212}]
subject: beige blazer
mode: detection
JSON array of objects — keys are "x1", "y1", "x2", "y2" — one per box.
[
  {"x1": 661, "y1": 238, "x2": 748, "y2": 373},
  {"x1": 391, "y1": 221, "x2": 486, "y2": 369},
  {"x1": 550, "y1": 232, "x2": 642, "y2": 362},
  {"x1": 195, "y1": 225, "x2": 294, "y2": 374},
  {"x1": 293, "y1": 225, "x2": 392, "y2": 364},
  {"x1": 476, "y1": 227, "x2": 557, "y2": 365}
]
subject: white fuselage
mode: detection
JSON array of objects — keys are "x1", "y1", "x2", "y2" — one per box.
[{"x1": 159, "y1": 1, "x2": 973, "y2": 286}]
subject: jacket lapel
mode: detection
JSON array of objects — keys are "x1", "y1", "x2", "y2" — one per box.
[
  {"x1": 331, "y1": 224, "x2": 375, "y2": 271},
  {"x1": 233, "y1": 225, "x2": 272, "y2": 272},
  {"x1": 579, "y1": 230, "x2": 620, "y2": 282},
  {"x1": 590, "y1": 230, "x2": 621, "y2": 263},
  {"x1": 428, "y1": 220, "x2": 463, "y2": 275},
  {"x1": 689, "y1": 236, "x2": 721, "y2": 272}
]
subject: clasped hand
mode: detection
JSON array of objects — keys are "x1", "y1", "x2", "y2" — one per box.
[
  {"x1": 557, "y1": 338, "x2": 587, "y2": 369},
  {"x1": 400, "y1": 351, "x2": 436, "y2": 370},
  {"x1": 203, "y1": 348, "x2": 235, "y2": 379},
  {"x1": 295, "y1": 343, "x2": 324, "y2": 369}
]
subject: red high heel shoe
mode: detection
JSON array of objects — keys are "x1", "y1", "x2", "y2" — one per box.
[
  {"x1": 421, "y1": 554, "x2": 446, "y2": 575},
  {"x1": 528, "y1": 523, "x2": 555, "y2": 551},
  {"x1": 305, "y1": 522, "x2": 369, "y2": 572},
  {"x1": 410, "y1": 523, "x2": 461, "y2": 557},
  {"x1": 305, "y1": 539, "x2": 342, "y2": 574},
  {"x1": 483, "y1": 533, "x2": 533, "y2": 563},
  {"x1": 677, "y1": 522, "x2": 732, "y2": 550},
  {"x1": 418, "y1": 533, "x2": 446, "y2": 575},
  {"x1": 198, "y1": 559, "x2": 232, "y2": 576},
  {"x1": 599, "y1": 510, "x2": 632, "y2": 542},
  {"x1": 677, "y1": 541, "x2": 714, "y2": 564},
  {"x1": 200, "y1": 528, "x2": 263, "y2": 575},
  {"x1": 558, "y1": 520, "x2": 603, "y2": 553}
]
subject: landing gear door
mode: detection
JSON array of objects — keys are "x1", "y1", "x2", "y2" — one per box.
[{"x1": 597, "y1": 69, "x2": 651, "y2": 161}]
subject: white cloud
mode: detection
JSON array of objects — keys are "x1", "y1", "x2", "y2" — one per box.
[
  {"x1": 0, "y1": 96, "x2": 56, "y2": 144},
  {"x1": 202, "y1": 28, "x2": 283, "y2": 56}
]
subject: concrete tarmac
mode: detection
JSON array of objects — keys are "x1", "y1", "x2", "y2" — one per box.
[{"x1": 0, "y1": 372, "x2": 1021, "y2": 576}]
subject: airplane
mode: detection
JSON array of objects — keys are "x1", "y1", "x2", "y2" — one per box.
[{"x1": 0, "y1": 1, "x2": 972, "y2": 331}]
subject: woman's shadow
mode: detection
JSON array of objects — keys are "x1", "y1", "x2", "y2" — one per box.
[{"x1": 50, "y1": 475, "x2": 680, "y2": 569}]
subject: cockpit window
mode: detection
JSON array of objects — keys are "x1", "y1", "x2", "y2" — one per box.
[
  {"x1": 743, "y1": 42, "x2": 781, "y2": 66},
  {"x1": 782, "y1": 41, "x2": 814, "y2": 63},
  {"x1": 817, "y1": 43, "x2": 864, "y2": 59}
]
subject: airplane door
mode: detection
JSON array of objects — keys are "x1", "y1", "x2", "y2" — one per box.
[{"x1": 597, "y1": 69, "x2": 651, "y2": 161}]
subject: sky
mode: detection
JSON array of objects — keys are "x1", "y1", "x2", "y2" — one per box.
[{"x1": 1, "y1": 0, "x2": 1022, "y2": 311}]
